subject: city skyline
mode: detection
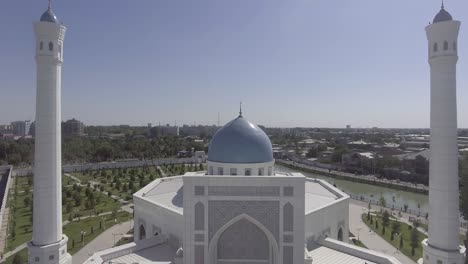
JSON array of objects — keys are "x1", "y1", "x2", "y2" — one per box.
[{"x1": 1, "y1": 0, "x2": 468, "y2": 128}]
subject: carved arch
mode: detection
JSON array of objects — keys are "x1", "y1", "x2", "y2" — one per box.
[{"x1": 208, "y1": 213, "x2": 279, "y2": 264}]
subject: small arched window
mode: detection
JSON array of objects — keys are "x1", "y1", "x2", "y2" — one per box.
[
  {"x1": 338, "y1": 227, "x2": 343, "y2": 241},
  {"x1": 453, "y1": 42, "x2": 457, "y2": 51},
  {"x1": 433, "y1": 43, "x2": 438, "y2": 52},
  {"x1": 443, "y1": 41, "x2": 448, "y2": 51},
  {"x1": 58, "y1": 44, "x2": 62, "y2": 57},
  {"x1": 139, "y1": 224, "x2": 146, "y2": 240},
  {"x1": 49, "y1": 42, "x2": 53, "y2": 51},
  {"x1": 283, "y1": 203, "x2": 294, "y2": 231},
  {"x1": 39, "y1": 41, "x2": 43, "y2": 50},
  {"x1": 194, "y1": 202, "x2": 204, "y2": 230}
]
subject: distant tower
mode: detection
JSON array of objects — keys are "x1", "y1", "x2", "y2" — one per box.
[
  {"x1": 28, "y1": 1, "x2": 72, "y2": 264},
  {"x1": 422, "y1": 3, "x2": 465, "y2": 264}
]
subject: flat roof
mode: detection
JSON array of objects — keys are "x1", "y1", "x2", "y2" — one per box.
[
  {"x1": 308, "y1": 246, "x2": 377, "y2": 264},
  {"x1": 138, "y1": 171, "x2": 342, "y2": 215},
  {"x1": 305, "y1": 180, "x2": 339, "y2": 212},
  {"x1": 104, "y1": 243, "x2": 175, "y2": 264}
]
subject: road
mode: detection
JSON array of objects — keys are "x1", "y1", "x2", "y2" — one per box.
[{"x1": 349, "y1": 201, "x2": 416, "y2": 264}]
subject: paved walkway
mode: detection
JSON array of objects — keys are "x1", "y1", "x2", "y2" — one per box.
[
  {"x1": 0, "y1": 243, "x2": 26, "y2": 262},
  {"x1": 349, "y1": 202, "x2": 416, "y2": 264},
  {"x1": 72, "y1": 220, "x2": 133, "y2": 264}
]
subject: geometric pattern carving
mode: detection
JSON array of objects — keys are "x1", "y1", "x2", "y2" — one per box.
[
  {"x1": 283, "y1": 234, "x2": 294, "y2": 243},
  {"x1": 208, "y1": 186, "x2": 280, "y2": 196},
  {"x1": 195, "y1": 233, "x2": 204, "y2": 242},
  {"x1": 195, "y1": 245, "x2": 204, "y2": 264},
  {"x1": 195, "y1": 202, "x2": 205, "y2": 231},
  {"x1": 217, "y1": 218, "x2": 269, "y2": 260},
  {"x1": 283, "y1": 246, "x2": 293, "y2": 264},
  {"x1": 194, "y1": 186, "x2": 205, "y2": 196},
  {"x1": 283, "y1": 186, "x2": 294, "y2": 196},
  {"x1": 283, "y1": 203, "x2": 293, "y2": 232},
  {"x1": 208, "y1": 201, "x2": 279, "y2": 243}
]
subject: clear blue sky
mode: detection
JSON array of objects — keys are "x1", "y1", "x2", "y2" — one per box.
[{"x1": 1, "y1": 0, "x2": 467, "y2": 128}]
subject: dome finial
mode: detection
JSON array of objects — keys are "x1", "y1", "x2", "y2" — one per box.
[
  {"x1": 48, "y1": 0, "x2": 52, "y2": 10},
  {"x1": 239, "y1": 102, "x2": 243, "y2": 117},
  {"x1": 441, "y1": 0, "x2": 444, "y2": 9}
]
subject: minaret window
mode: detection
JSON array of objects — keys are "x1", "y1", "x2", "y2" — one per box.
[
  {"x1": 433, "y1": 43, "x2": 438, "y2": 52},
  {"x1": 58, "y1": 44, "x2": 62, "y2": 57},
  {"x1": 39, "y1": 41, "x2": 43, "y2": 50},
  {"x1": 245, "y1": 168, "x2": 251, "y2": 176},
  {"x1": 443, "y1": 41, "x2": 448, "y2": 51},
  {"x1": 49, "y1": 42, "x2": 53, "y2": 51},
  {"x1": 258, "y1": 168, "x2": 264, "y2": 176}
]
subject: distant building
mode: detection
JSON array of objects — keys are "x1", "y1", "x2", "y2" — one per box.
[
  {"x1": 346, "y1": 124, "x2": 351, "y2": 129},
  {"x1": 150, "y1": 124, "x2": 180, "y2": 137},
  {"x1": 11, "y1": 120, "x2": 32, "y2": 136},
  {"x1": 0, "y1": 125, "x2": 13, "y2": 134},
  {"x1": 62, "y1": 118, "x2": 85, "y2": 136}
]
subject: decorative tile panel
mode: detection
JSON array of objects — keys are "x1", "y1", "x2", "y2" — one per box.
[
  {"x1": 194, "y1": 186, "x2": 205, "y2": 196},
  {"x1": 208, "y1": 200, "x2": 279, "y2": 243}
]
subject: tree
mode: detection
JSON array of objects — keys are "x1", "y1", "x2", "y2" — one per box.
[
  {"x1": 23, "y1": 196, "x2": 31, "y2": 207},
  {"x1": 403, "y1": 204, "x2": 408, "y2": 212},
  {"x1": 410, "y1": 227, "x2": 419, "y2": 256},
  {"x1": 306, "y1": 148, "x2": 318, "y2": 158},
  {"x1": 379, "y1": 196, "x2": 387, "y2": 208},
  {"x1": 12, "y1": 254, "x2": 22, "y2": 264},
  {"x1": 382, "y1": 210, "x2": 390, "y2": 228},
  {"x1": 399, "y1": 234, "x2": 404, "y2": 249},
  {"x1": 391, "y1": 221, "x2": 400, "y2": 241},
  {"x1": 66, "y1": 202, "x2": 73, "y2": 214}
]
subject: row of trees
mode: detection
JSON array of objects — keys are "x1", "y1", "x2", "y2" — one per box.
[{"x1": 0, "y1": 135, "x2": 206, "y2": 166}]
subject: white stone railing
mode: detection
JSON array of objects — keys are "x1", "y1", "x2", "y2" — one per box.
[{"x1": 83, "y1": 235, "x2": 168, "y2": 264}]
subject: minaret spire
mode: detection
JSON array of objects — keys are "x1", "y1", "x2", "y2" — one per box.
[{"x1": 239, "y1": 102, "x2": 243, "y2": 117}]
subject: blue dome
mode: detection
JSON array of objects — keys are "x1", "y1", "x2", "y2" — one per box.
[
  {"x1": 40, "y1": 9, "x2": 59, "y2": 24},
  {"x1": 208, "y1": 116, "x2": 273, "y2": 164},
  {"x1": 433, "y1": 7, "x2": 452, "y2": 23}
]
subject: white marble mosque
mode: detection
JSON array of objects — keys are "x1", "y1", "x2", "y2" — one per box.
[{"x1": 29, "y1": 1, "x2": 465, "y2": 264}]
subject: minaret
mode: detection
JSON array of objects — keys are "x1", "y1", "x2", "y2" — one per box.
[
  {"x1": 28, "y1": 1, "x2": 72, "y2": 264},
  {"x1": 422, "y1": 3, "x2": 465, "y2": 264}
]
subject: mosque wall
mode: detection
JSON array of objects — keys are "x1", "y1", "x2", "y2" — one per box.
[{"x1": 133, "y1": 195, "x2": 184, "y2": 247}]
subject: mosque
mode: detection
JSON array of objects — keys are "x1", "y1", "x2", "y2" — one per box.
[
  {"x1": 29, "y1": 1, "x2": 465, "y2": 264},
  {"x1": 83, "y1": 111, "x2": 402, "y2": 264}
]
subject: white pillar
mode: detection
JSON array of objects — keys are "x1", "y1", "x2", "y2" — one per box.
[
  {"x1": 28, "y1": 6, "x2": 71, "y2": 264},
  {"x1": 422, "y1": 9, "x2": 465, "y2": 264}
]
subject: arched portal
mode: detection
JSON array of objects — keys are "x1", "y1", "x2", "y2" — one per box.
[
  {"x1": 139, "y1": 224, "x2": 146, "y2": 240},
  {"x1": 209, "y1": 213, "x2": 279, "y2": 264}
]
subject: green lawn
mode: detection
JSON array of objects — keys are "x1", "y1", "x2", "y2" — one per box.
[
  {"x1": 4, "y1": 211, "x2": 131, "y2": 263},
  {"x1": 2, "y1": 248, "x2": 27, "y2": 264},
  {"x1": 6, "y1": 175, "x2": 121, "y2": 252},
  {"x1": 362, "y1": 213, "x2": 426, "y2": 262},
  {"x1": 65, "y1": 211, "x2": 131, "y2": 254}
]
